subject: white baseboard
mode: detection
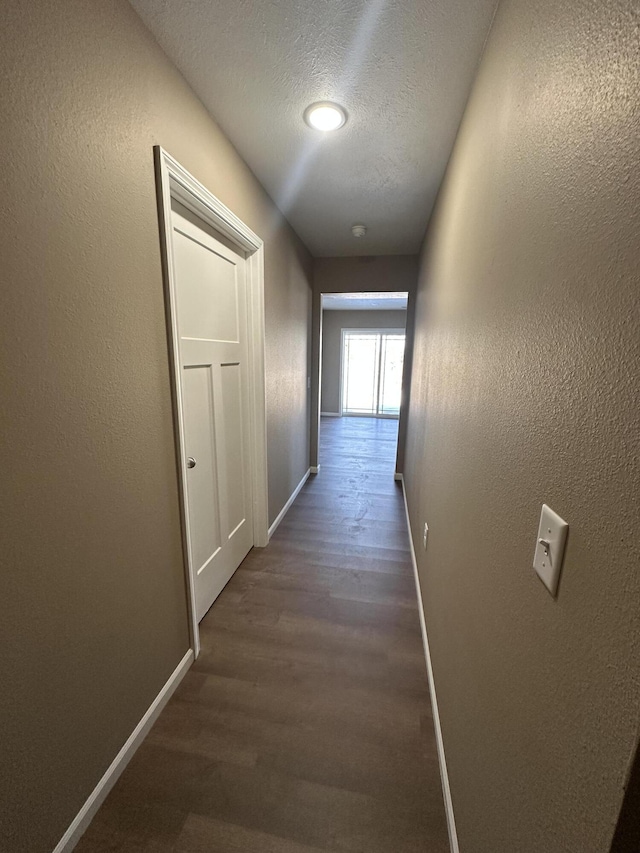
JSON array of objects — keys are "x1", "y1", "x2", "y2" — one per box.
[
  {"x1": 310, "y1": 465, "x2": 320, "y2": 474},
  {"x1": 268, "y1": 468, "x2": 311, "y2": 539},
  {"x1": 399, "y1": 475, "x2": 459, "y2": 853},
  {"x1": 53, "y1": 649, "x2": 194, "y2": 853},
  {"x1": 320, "y1": 411, "x2": 341, "y2": 417}
]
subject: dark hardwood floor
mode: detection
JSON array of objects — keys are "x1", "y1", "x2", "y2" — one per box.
[{"x1": 75, "y1": 416, "x2": 448, "y2": 852}]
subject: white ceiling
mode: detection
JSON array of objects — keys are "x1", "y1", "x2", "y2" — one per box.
[
  {"x1": 323, "y1": 292, "x2": 408, "y2": 310},
  {"x1": 130, "y1": 0, "x2": 496, "y2": 256}
]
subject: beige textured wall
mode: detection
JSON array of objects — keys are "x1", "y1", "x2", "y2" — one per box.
[
  {"x1": 311, "y1": 256, "x2": 419, "y2": 470},
  {"x1": 313, "y1": 255, "x2": 419, "y2": 294},
  {"x1": 404, "y1": 0, "x2": 640, "y2": 851},
  {"x1": 321, "y1": 309, "x2": 407, "y2": 413},
  {"x1": 0, "y1": 1, "x2": 311, "y2": 851}
]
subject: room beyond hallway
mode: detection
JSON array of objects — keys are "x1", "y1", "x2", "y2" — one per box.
[{"x1": 74, "y1": 416, "x2": 447, "y2": 853}]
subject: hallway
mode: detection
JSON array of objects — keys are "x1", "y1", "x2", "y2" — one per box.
[{"x1": 75, "y1": 417, "x2": 448, "y2": 853}]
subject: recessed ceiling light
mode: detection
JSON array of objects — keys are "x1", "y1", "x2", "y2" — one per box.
[{"x1": 304, "y1": 102, "x2": 347, "y2": 132}]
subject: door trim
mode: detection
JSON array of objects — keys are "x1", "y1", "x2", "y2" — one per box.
[{"x1": 154, "y1": 147, "x2": 269, "y2": 657}]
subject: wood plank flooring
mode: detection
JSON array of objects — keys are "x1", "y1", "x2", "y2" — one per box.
[{"x1": 75, "y1": 416, "x2": 448, "y2": 853}]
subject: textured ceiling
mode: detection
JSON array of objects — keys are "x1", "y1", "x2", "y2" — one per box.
[
  {"x1": 323, "y1": 292, "x2": 408, "y2": 310},
  {"x1": 129, "y1": 0, "x2": 496, "y2": 256}
]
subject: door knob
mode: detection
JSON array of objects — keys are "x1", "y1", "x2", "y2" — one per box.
[{"x1": 187, "y1": 456, "x2": 197, "y2": 469}]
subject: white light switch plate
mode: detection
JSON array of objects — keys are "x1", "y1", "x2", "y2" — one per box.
[{"x1": 533, "y1": 504, "x2": 568, "y2": 596}]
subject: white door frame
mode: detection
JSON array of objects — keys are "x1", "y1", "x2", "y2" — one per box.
[
  {"x1": 339, "y1": 328, "x2": 405, "y2": 419},
  {"x1": 154, "y1": 147, "x2": 269, "y2": 657}
]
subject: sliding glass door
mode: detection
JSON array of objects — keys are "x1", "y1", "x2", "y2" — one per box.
[{"x1": 341, "y1": 329, "x2": 405, "y2": 417}]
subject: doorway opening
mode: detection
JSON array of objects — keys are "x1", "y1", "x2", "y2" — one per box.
[{"x1": 318, "y1": 290, "x2": 408, "y2": 477}]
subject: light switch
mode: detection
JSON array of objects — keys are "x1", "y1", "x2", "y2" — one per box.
[{"x1": 533, "y1": 504, "x2": 568, "y2": 596}]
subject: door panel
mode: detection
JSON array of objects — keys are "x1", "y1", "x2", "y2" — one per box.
[
  {"x1": 182, "y1": 365, "x2": 222, "y2": 573},
  {"x1": 171, "y1": 202, "x2": 253, "y2": 621},
  {"x1": 379, "y1": 335, "x2": 405, "y2": 416},
  {"x1": 220, "y1": 362, "x2": 245, "y2": 535},
  {"x1": 342, "y1": 333, "x2": 380, "y2": 415},
  {"x1": 173, "y1": 228, "x2": 239, "y2": 342}
]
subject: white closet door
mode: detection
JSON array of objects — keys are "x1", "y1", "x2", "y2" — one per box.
[{"x1": 171, "y1": 203, "x2": 253, "y2": 620}]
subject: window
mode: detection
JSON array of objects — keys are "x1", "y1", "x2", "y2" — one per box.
[{"x1": 341, "y1": 329, "x2": 405, "y2": 417}]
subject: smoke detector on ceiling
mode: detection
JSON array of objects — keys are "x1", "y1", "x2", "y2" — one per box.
[{"x1": 351, "y1": 224, "x2": 367, "y2": 238}]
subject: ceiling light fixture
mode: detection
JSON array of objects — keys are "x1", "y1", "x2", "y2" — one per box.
[
  {"x1": 351, "y1": 224, "x2": 367, "y2": 238},
  {"x1": 304, "y1": 101, "x2": 347, "y2": 132}
]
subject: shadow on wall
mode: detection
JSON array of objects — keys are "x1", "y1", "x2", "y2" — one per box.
[{"x1": 610, "y1": 739, "x2": 640, "y2": 852}]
